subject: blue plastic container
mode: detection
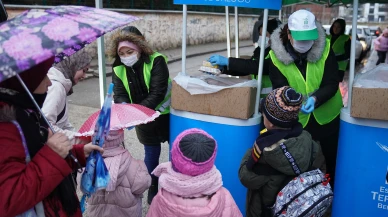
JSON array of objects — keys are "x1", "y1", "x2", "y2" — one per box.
[
  {"x1": 170, "y1": 108, "x2": 261, "y2": 216},
  {"x1": 332, "y1": 108, "x2": 388, "y2": 217}
]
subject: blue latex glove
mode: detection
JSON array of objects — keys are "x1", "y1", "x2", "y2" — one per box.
[
  {"x1": 208, "y1": 55, "x2": 228, "y2": 66},
  {"x1": 301, "y1": 97, "x2": 316, "y2": 114}
]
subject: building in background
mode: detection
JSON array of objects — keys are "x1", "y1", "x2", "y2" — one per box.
[
  {"x1": 281, "y1": 3, "x2": 339, "y2": 25},
  {"x1": 339, "y1": 3, "x2": 388, "y2": 23}
]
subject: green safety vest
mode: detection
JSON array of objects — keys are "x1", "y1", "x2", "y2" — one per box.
[
  {"x1": 328, "y1": 34, "x2": 350, "y2": 71},
  {"x1": 113, "y1": 52, "x2": 171, "y2": 114},
  {"x1": 251, "y1": 56, "x2": 273, "y2": 99},
  {"x1": 269, "y1": 38, "x2": 343, "y2": 127}
]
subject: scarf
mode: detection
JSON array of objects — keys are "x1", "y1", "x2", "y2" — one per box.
[
  {"x1": 152, "y1": 162, "x2": 223, "y2": 198},
  {"x1": 102, "y1": 146, "x2": 128, "y2": 192},
  {"x1": 0, "y1": 88, "x2": 79, "y2": 217}
]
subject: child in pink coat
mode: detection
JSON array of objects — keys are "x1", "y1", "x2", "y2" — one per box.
[
  {"x1": 374, "y1": 28, "x2": 388, "y2": 65},
  {"x1": 87, "y1": 130, "x2": 151, "y2": 216},
  {"x1": 146, "y1": 128, "x2": 242, "y2": 217}
]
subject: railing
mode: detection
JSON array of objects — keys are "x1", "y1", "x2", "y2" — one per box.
[{"x1": 4, "y1": 0, "x2": 280, "y2": 16}]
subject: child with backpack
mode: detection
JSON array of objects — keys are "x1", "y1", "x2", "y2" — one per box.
[
  {"x1": 238, "y1": 86, "x2": 327, "y2": 217},
  {"x1": 146, "y1": 128, "x2": 242, "y2": 217},
  {"x1": 86, "y1": 130, "x2": 151, "y2": 216}
]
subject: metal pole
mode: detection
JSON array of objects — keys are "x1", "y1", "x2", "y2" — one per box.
[
  {"x1": 279, "y1": 9, "x2": 281, "y2": 21},
  {"x1": 347, "y1": 0, "x2": 358, "y2": 111},
  {"x1": 234, "y1": 7, "x2": 239, "y2": 58},
  {"x1": 254, "y1": 9, "x2": 269, "y2": 116},
  {"x1": 225, "y1": 6, "x2": 231, "y2": 58},
  {"x1": 96, "y1": 0, "x2": 107, "y2": 108},
  {"x1": 182, "y1": 4, "x2": 187, "y2": 74}
]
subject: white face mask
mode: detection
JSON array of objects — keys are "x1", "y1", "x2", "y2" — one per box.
[
  {"x1": 258, "y1": 36, "x2": 270, "y2": 49},
  {"x1": 120, "y1": 53, "x2": 139, "y2": 67},
  {"x1": 292, "y1": 40, "x2": 314, "y2": 54}
]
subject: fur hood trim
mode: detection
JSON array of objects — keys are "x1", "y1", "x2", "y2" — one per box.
[
  {"x1": 270, "y1": 22, "x2": 327, "y2": 65},
  {"x1": 107, "y1": 29, "x2": 153, "y2": 59}
]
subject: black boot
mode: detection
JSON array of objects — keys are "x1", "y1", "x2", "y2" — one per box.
[{"x1": 147, "y1": 177, "x2": 158, "y2": 205}]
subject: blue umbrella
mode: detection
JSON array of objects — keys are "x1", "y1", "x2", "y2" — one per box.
[{"x1": 80, "y1": 83, "x2": 114, "y2": 212}]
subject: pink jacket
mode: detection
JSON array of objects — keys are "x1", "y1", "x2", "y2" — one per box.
[
  {"x1": 87, "y1": 146, "x2": 151, "y2": 217},
  {"x1": 374, "y1": 30, "x2": 388, "y2": 51},
  {"x1": 146, "y1": 188, "x2": 242, "y2": 217}
]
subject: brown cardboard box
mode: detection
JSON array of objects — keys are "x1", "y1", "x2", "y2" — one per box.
[
  {"x1": 350, "y1": 65, "x2": 388, "y2": 121},
  {"x1": 351, "y1": 87, "x2": 388, "y2": 121},
  {"x1": 171, "y1": 80, "x2": 257, "y2": 119}
]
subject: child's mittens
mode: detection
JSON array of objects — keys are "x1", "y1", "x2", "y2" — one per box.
[{"x1": 245, "y1": 142, "x2": 262, "y2": 170}]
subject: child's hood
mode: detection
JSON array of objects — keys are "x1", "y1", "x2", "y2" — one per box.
[{"x1": 261, "y1": 131, "x2": 316, "y2": 176}]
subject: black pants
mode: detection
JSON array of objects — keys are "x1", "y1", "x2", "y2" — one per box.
[{"x1": 376, "y1": 51, "x2": 387, "y2": 65}]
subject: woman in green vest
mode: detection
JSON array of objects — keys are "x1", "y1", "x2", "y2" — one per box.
[
  {"x1": 328, "y1": 18, "x2": 351, "y2": 82},
  {"x1": 268, "y1": 10, "x2": 342, "y2": 186},
  {"x1": 108, "y1": 26, "x2": 171, "y2": 204},
  {"x1": 208, "y1": 18, "x2": 281, "y2": 100}
]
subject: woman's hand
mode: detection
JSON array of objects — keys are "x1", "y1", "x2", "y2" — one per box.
[
  {"x1": 83, "y1": 143, "x2": 104, "y2": 158},
  {"x1": 47, "y1": 133, "x2": 72, "y2": 158}
]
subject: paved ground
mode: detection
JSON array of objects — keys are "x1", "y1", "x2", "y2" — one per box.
[{"x1": 70, "y1": 39, "x2": 378, "y2": 216}]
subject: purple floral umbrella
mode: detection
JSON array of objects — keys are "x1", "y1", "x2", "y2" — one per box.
[{"x1": 0, "y1": 5, "x2": 139, "y2": 83}]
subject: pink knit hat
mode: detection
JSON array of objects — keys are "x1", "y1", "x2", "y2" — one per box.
[
  {"x1": 171, "y1": 128, "x2": 217, "y2": 176},
  {"x1": 103, "y1": 130, "x2": 124, "y2": 149}
]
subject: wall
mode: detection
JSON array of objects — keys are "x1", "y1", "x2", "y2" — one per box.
[{"x1": 5, "y1": 7, "x2": 260, "y2": 54}]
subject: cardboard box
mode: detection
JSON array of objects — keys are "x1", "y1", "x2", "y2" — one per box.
[
  {"x1": 350, "y1": 65, "x2": 388, "y2": 121},
  {"x1": 171, "y1": 80, "x2": 257, "y2": 120}
]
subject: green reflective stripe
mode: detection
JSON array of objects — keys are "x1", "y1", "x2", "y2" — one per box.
[
  {"x1": 113, "y1": 51, "x2": 171, "y2": 114},
  {"x1": 269, "y1": 38, "x2": 343, "y2": 127},
  {"x1": 332, "y1": 35, "x2": 350, "y2": 71},
  {"x1": 260, "y1": 75, "x2": 272, "y2": 98}
]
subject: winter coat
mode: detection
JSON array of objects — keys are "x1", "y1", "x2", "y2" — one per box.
[
  {"x1": 112, "y1": 56, "x2": 170, "y2": 145},
  {"x1": 374, "y1": 34, "x2": 388, "y2": 52},
  {"x1": 146, "y1": 188, "x2": 242, "y2": 217},
  {"x1": 238, "y1": 131, "x2": 326, "y2": 217},
  {"x1": 88, "y1": 146, "x2": 151, "y2": 217},
  {"x1": 42, "y1": 67, "x2": 78, "y2": 144},
  {"x1": 0, "y1": 103, "x2": 85, "y2": 217},
  {"x1": 223, "y1": 46, "x2": 271, "y2": 77},
  {"x1": 268, "y1": 23, "x2": 341, "y2": 141}
]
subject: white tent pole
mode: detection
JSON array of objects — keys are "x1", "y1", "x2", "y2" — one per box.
[
  {"x1": 347, "y1": 0, "x2": 358, "y2": 111},
  {"x1": 234, "y1": 7, "x2": 239, "y2": 58},
  {"x1": 279, "y1": 9, "x2": 281, "y2": 21},
  {"x1": 225, "y1": 6, "x2": 231, "y2": 58},
  {"x1": 96, "y1": 0, "x2": 106, "y2": 107},
  {"x1": 182, "y1": 4, "x2": 187, "y2": 74},
  {"x1": 254, "y1": 9, "x2": 269, "y2": 116}
]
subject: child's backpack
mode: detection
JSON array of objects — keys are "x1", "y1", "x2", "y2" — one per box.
[{"x1": 271, "y1": 143, "x2": 333, "y2": 217}]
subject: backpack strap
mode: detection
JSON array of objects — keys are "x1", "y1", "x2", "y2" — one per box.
[
  {"x1": 56, "y1": 103, "x2": 66, "y2": 123},
  {"x1": 279, "y1": 143, "x2": 301, "y2": 175}
]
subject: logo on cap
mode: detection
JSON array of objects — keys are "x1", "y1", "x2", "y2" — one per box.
[{"x1": 303, "y1": 18, "x2": 309, "y2": 28}]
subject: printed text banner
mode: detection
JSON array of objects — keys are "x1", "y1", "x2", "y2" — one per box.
[{"x1": 173, "y1": 0, "x2": 282, "y2": 10}]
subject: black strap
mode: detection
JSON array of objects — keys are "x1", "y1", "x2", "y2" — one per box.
[
  {"x1": 56, "y1": 103, "x2": 66, "y2": 123},
  {"x1": 279, "y1": 143, "x2": 301, "y2": 175}
]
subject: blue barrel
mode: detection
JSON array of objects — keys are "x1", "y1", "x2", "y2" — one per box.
[
  {"x1": 332, "y1": 108, "x2": 388, "y2": 217},
  {"x1": 170, "y1": 108, "x2": 261, "y2": 216}
]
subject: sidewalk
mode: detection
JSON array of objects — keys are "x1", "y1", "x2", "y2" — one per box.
[{"x1": 87, "y1": 40, "x2": 253, "y2": 78}]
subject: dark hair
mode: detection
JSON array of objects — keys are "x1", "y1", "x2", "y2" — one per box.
[
  {"x1": 330, "y1": 18, "x2": 346, "y2": 35},
  {"x1": 280, "y1": 24, "x2": 290, "y2": 45}
]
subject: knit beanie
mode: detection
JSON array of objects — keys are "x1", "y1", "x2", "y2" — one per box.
[
  {"x1": 0, "y1": 57, "x2": 54, "y2": 93},
  {"x1": 260, "y1": 86, "x2": 303, "y2": 128},
  {"x1": 103, "y1": 130, "x2": 124, "y2": 149},
  {"x1": 171, "y1": 128, "x2": 217, "y2": 176}
]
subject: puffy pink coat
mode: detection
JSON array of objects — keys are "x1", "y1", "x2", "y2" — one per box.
[
  {"x1": 374, "y1": 30, "x2": 388, "y2": 51},
  {"x1": 146, "y1": 188, "x2": 242, "y2": 217},
  {"x1": 87, "y1": 146, "x2": 151, "y2": 217}
]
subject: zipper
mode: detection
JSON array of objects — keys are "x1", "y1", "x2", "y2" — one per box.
[{"x1": 298, "y1": 193, "x2": 334, "y2": 217}]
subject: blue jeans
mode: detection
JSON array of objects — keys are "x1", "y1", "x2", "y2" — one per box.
[{"x1": 144, "y1": 145, "x2": 161, "y2": 180}]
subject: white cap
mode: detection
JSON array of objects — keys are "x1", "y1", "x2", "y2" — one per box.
[{"x1": 288, "y1": 10, "x2": 318, "y2": 41}]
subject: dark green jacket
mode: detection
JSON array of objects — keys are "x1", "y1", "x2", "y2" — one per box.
[{"x1": 238, "y1": 131, "x2": 326, "y2": 217}]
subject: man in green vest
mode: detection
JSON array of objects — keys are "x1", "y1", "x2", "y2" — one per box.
[
  {"x1": 208, "y1": 18, "x2": 281, "y2": 100},
  {"x1": 109, "y1": 26, "x2": 171, "y2": 204},
  {"x1": 328, "y1": 18, "x2": 351, "y2": 82},
  {"x1": 267, "y1": 9, "x2": 342, "y2": 187}
]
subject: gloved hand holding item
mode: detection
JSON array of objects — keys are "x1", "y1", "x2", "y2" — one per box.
[
  {"x1": 301, "y1": 97, "x2": 316, "y2": 114},
  {"x1": 208, "y1": 55, "x2": 228, "y2": 66}
]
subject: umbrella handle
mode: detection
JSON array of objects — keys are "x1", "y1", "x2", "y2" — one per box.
[{"x1": 15, "y1": 74, "x2": 83, "y2": 172}]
